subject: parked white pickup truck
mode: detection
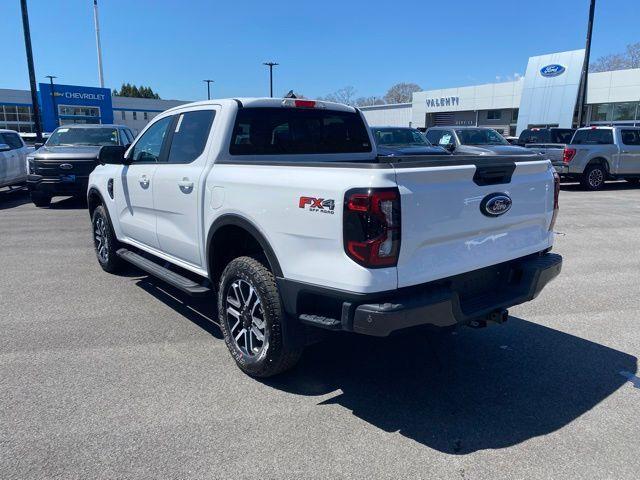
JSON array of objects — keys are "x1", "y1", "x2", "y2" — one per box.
[{"x1": 88, "y1": 98, "x2": 562, "y2": 377}]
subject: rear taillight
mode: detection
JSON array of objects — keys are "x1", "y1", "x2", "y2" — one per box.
[
  {"x1": 343, "y1": 188, "x2": 401, "y2": 268},
  {"x1": 562, "y1": 148, "x2": 576, "y2": 164},
  {"x1": 549, "y1": 171, "x2": 560, "y2": 231}
]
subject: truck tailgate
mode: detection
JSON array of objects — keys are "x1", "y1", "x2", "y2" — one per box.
[{"x1": 392, "y1": 156, "x2": 555, "y2": 288}]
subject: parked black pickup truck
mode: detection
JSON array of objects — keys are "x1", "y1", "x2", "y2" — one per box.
[{"x1": 27, "y1": 124, "x2": 134, "y2": 207}]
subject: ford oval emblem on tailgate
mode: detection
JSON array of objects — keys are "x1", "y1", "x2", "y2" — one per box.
[
  {"x1": 59, "y1": 163, "x2": 73, "y2": 170},
  {"x1": 480, "y1": 193, "x2": 512, "y2": 217}
]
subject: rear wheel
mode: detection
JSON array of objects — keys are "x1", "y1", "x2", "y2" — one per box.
[
  {"x1": 30, "y1": 192, "x2": 51, "y2": 207},
  {"x1": 92, "y1": 204, "x2": 124, "y2": 273},
  {"x1": 218, "y1": 256, "x2": 302, "y2": 378},
  {"x1": 580, "y1": 164, "x2": 606, "y2": 191}
]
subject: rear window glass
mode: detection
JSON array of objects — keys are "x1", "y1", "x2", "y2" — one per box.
[
  {"x1": 571, "y1": 129, "x2": 614, "y2": 145},
  {"x1": 552, "y1": 129, "x2": 575, "y2": 144},
  {"x1": 229, "y1": 107, "x2": 371, "y2": 155}
]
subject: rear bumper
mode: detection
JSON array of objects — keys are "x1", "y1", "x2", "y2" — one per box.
[
  {"x1": 27, "y1": 174, "x2": 89, "y2": 196},
  {"x1": 279, "y1": 252, "x2": 562, "y2": 337}
]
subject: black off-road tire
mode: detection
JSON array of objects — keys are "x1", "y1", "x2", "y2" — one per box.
[
  {"x1": 218, "y1": 256, "x2": 303, "y2": 378},
  {"x1": 91, "y1": 204, "x2": 124, "y2": 274},
  {"x1": 30, "y1": 192, "x2": 51, "y2": 207},
  {"x1": 580, "y1": 164, "x2": 607, "y2": 191}
]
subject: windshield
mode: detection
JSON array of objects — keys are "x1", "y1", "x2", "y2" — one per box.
[
  {"x1": 455, "y1": 128, "x2": 508, "y2": 146},
  {"x1": 46, "y1": 127, "x2": 120, "y2": 147},
  {"x1": 372, "y1": 128, "x2": 430, "y2": 147}
]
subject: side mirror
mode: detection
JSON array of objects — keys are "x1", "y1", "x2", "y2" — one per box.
[
  {"x1": 99, "y1": 145, "x2": 129, "y2": 165},
  {"x1": 444, "y1": 142, "x2": 456, "y2": 152},
  {"x1": 34, "y1": 142, "x2": 44, "y2": 149},
  {"x1": 0, "y1": 143, "x2": 11, "y2": 152}
]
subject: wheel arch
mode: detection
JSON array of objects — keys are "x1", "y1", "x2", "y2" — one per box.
[
  {"x1": 206, "y1": 214, "x2": 283, "y2": 285},
  {"x1": 586, "y1": 156, "x2": 611, "y2": 174},
  {"x1": 87, "y1": 187, "x2": 106, "y2": 218}
]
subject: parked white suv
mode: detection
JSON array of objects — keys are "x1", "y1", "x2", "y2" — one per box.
[
  {"x1": 0, "y1": 129, "x2": 33, "y2": 189},
  {"x1": 88, "y1": 98, "x2": 562, "y2": 377}
]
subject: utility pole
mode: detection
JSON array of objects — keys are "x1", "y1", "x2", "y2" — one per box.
[
  {"x1": 263, "y1": 62, "x2": 279, "y2": 97},
  {"x1": 93, "y1": 0, "x2": 105, "y2": 87},
  {"x1": 203, "y1": 79, "x2": 214, "y2": 100},
  {"x1": 576, "y1": 0, "x2": 596, "y2": 127},
  {"x1": 19, "y1": 0, "x2": 43, "y2": 141},
  {"x1": 45, "y1": 75, "x2": 58, "y2": 128}
]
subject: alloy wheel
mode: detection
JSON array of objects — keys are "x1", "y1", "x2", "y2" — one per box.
[
  {"x1": 225, "y1": 279, "x2": 267, "y2": 357},
  {"x1": 589, "y1": 168, "x2": 604, "y2": 188},
  {"x1": 94, "y1": 216, "x2": 109, "y2": 263}
]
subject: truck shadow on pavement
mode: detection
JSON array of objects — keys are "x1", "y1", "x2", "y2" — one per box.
[
  {"x1": 0, "y1": 187, "x2": 30, "y2": 210},
  {"x1": 267, "y1": 318, "x2": 637, "y2": 454}
]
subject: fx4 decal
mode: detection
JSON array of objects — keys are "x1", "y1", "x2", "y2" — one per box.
[{"x1": 299, "y1": 196, "x2": 335, "y2": 214}]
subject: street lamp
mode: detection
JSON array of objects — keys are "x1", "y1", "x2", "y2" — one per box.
[
  {"x1": 19, "y1": 0, "x2": 43, "y2": 141},
  {"x1": 263, "y1": 62, "x2": 279, "y2": 98},
  {"x1": 203, "y1": 79, "x2": 214, "y2": 100},
  {"x1": 576, "y1": 0, "x2": 597, "y2": 127},
  {"x1": 45, "y1": 75, "x2": 58, "y2": 127}
]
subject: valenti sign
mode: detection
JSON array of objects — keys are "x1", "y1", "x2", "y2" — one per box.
[{"x1": 426, "y1": 96, "x2": 460, "y2": 108}]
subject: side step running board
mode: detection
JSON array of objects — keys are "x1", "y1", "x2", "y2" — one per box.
[
  {"x1": 299, "y1": 314, "x2": 342, "y2": 330},
  {"x1": 116, "y1": 248, "x2": 211, "y2": 297}
]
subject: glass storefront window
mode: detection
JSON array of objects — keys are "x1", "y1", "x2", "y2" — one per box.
[
  {"x1": 591, "y1": 104, "x2": 613, "y2": 122},
  {"x1": 613, "y1": 102, "x2": 638, "y2": 121}
]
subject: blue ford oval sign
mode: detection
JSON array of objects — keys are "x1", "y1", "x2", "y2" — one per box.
[
  {"x1": 540, "y1": 64, "x2": 566, "y2": 77},
  {"x1": 480, "y1": 193, "x2": 512, "y2": 217}
]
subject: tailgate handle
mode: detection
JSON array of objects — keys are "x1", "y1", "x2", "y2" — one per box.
[{"x1": 473, "y1": 164, "x2": 516, "y2": 186}]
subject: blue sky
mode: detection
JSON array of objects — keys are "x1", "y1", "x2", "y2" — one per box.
[{"x1": 2, "y1": 0, "x2": 638, "y2": 101}]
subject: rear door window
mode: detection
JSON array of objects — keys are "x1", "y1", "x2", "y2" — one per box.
[
  {"x1": 621, "y1": 130, "x2": 640, "y2": 146},
  {"x1": 552, "y1": 129, "x2": 574, "y2": 144},
  {"x1": 165, "y1": 110, "x2": 215, "y2": 163},
  {"x1": 229, "y1": 107, "x2": 371, "y2": 155}
]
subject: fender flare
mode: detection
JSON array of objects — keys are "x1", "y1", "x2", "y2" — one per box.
[
  {"x1": 206, "y1": 214, "x2": 283, "y2": 279},
  {"x1": 87, "y1": 187, "x2": 107, "y2": 218}
]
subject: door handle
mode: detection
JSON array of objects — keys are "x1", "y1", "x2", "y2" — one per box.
[
  {"x1": 621, "y1": 151, "x2": 630, "y2": 154},
  {"x1": 178, "y1": 178, "x2": 194, "y2": 193},
  {"x1": 139, "y1": 175, "x2": 150, "y2": 188}
]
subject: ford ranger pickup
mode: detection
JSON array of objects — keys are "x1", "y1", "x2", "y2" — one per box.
[{"x1": 88, "y1": 98, "x2": 562, "y2": 377}]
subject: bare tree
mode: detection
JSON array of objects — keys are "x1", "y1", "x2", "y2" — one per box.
[
  {"x1": 383, "y1": 82, "x2": 422, "y2": 104},
  {"x1": 319, "y1": 86, "x2": 358, "y2": 106},
  {"x1": 590, "y1": 42, "x2": 640, "y2": 72},
  {"x1": 354, "y1": 96, "x2": 385, "y2": 107}
]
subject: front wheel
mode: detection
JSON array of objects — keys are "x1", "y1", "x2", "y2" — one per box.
[
  {"x1": 218, "y1": 256, "x2": 303, "y2": 378},
  {"x1": 580, "y1": 164, "x2": 607, "y2": 191},
  {"x1": 30, "y1": 192, "x2": 51, "y2": 207},
  {"x1": 92, "y1": 204, "x2": 124, "y2": 274}
]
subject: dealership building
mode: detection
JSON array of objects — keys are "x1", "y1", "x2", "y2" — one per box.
[
  {"x1": 361, "y1": 49, "x2": 640, "y2": 135},
  {"x1": 0, "y1": 83, "x2": 187, "y2": 135},
  {"x1": 2, "y1": 49, "x2": 639, "y2": 137}
]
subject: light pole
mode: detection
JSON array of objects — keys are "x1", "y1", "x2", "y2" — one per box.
[
  {"x1": 576, "y1": 0, "x2": 596, "y2": 127},
  {"x1": 93, "y1": 0, "x2": 105, "y2": 88},
  {"x1": 19, "y1": 0, "x2": 43, "y2": 141},
  {"x1": 203, "y1": 79, "x2": 214, "y2": 100},
  {"x1": 45, "y1": 75, "x2": 58, "y2": 128},
  {"x1": 263, "y1": 62, "x2": 279, "y2": 98}
]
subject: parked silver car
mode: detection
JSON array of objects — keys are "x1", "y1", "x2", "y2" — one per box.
[
  {"x1": 425, "y1": 126, "x2": 532, "y2": 156},
  {"x1": 559, "y1": 126, "x2": 640, "y2": 190}
]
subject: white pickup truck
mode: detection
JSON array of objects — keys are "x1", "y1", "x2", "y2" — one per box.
[{"x1": 88, "y1": 98, "x2": 562, "y2": 377}]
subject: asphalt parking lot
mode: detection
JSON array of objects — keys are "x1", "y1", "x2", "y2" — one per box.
[{"x1": 1, "y1": 182, "x2": 639, "y2": 479}]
